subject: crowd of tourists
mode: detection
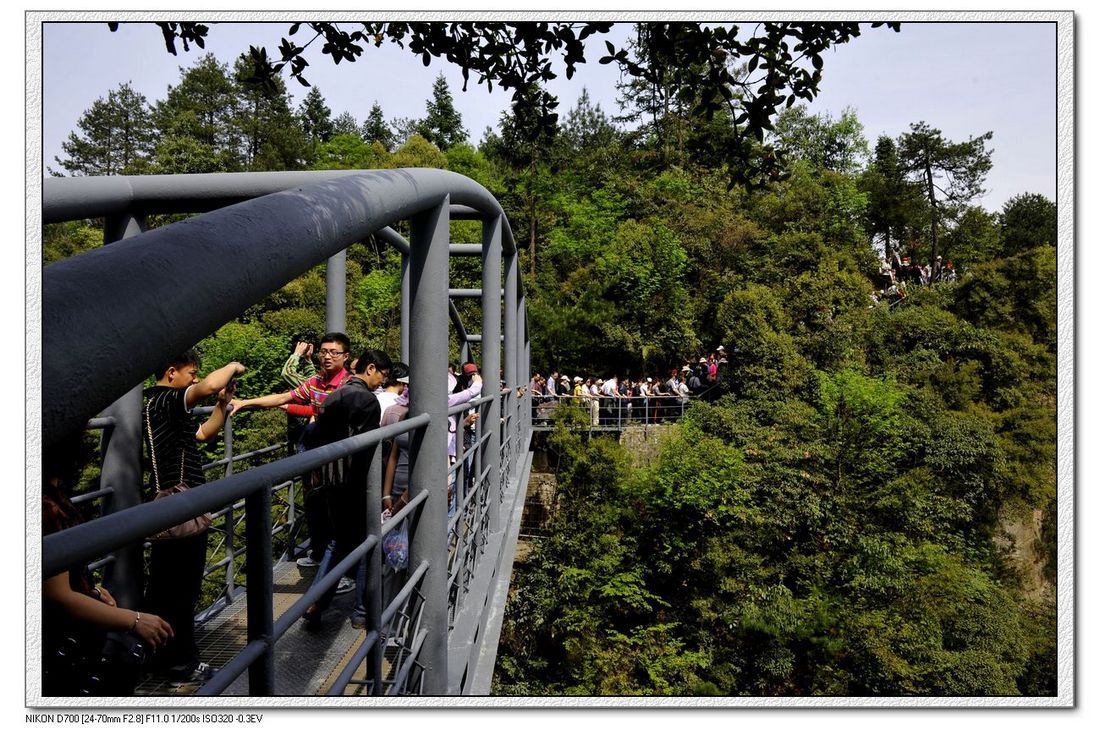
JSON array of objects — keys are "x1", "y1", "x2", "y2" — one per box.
[
  {"x1": 874, "y1": 250, "x2": 959, "y2": 306},
  {"x1": 529, "y1": 346, "x2": 729, "y2": 426},
  {"x1": 42, "y1": 332, "x2": 488, "y2": 696}
]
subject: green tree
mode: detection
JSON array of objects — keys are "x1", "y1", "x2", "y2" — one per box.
[
  {"x1": 153, "y1": 53, "x2": 243, "y2": 172},
  {"x1": 562, "y1": 87, "x2": 617, "y2": 152},
  {"x1": 296, "y1": 86, "x2": 334, "y2": 144},
  {"x1": 771, "y1": 105, "x2": 869, "y2": 175},
  {"x1": 53, "y1": 82, "x2": 155, "y2": 176},
  {"x1": 311, "y1": 133, "x2": 386, "y2": 170},
  {"x1": 416, "y1": 73, "x2": 468, "y2": 151},
  {"x1": 232, "y1": 57, "x2": 308, "y2": 171},
  {"x1": 898, "y1": 121, "x2": 993, "y2": 266},
  {"x1": 940, "y1": 205, "x2": 1000, "y2": 271},
  {"x1": 389, "y1": 134, "x2": 447, "y2": 169},
  {"x1": 331, "y1": 110, "x2": 361, "y2": 137},
  {"x1": 999, "y1": 193, "x2": 1056, "y2": 257},
  {"x1": 361, "y1": 101, "x2": 395, "y2": 151}
]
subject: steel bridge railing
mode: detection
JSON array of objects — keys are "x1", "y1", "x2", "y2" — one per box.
[
  {"x1": 530, "y1": 391, "x2": 719, "y2": 429},
  {"x1": 37, "y1": 169, "x2": 533, "y2": 699}
]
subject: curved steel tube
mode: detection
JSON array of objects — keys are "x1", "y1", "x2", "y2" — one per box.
[{"x1": 43, "y1": 169, "x2": 501, "y2": 444}]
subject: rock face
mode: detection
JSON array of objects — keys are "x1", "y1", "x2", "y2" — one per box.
[
  {"x1": 994, "y1": 506, "x2": 1052, "y2": 600},
  {"x1": 618, "y1": 424, "x2": 676, "y2": 468}
]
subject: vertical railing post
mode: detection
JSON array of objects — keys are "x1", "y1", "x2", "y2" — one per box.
[
  {"x1": 503, "y1": 248, "x2": 519, "y2": 484},
  {"x1": 408, "y1": 196, "x2": 451, "y2": 694},
  {"x1": 245, "y1": 484, "x2": 275, "y2": 695},
  {"x1": 98, "y1": 213, "x2": 146, "y2": 609},
  {"x1": 401, "y1": 254, "x2": 411, "y2": 363},
  {"x1": 223, "y1": 414, "x2": 236, "y2": 604},
  {"x1": 481, "y1": 217, "x2": 502, "y2": 529},
  {"x1": 365, "y1": 441, "x2": 384, "y2": 693},
  {"x1": 326, "y1": 249, "x2": 347, "y2": 333},
  {"x1": 520, "y1": 295, "x2": 530, "y2": 443}
]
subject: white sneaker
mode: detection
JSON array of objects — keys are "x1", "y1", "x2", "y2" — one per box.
[
  {"x1": 335, "y1": 576, "x2": 355, "y2": 595},
  {"x1": 296, "y1": 556, "x2": 320, "y2": 568}
]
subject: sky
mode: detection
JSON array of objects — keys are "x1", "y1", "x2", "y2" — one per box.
[{"x1": 39, "y1": 19, "x2": 1056, "y2": 212}]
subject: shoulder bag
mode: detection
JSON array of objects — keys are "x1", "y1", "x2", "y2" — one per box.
[{"x1": 145, "y1": 400, "x2": 212, "y2": 540}]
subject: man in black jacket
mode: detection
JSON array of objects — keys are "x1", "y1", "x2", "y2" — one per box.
[{"x1": 301, "y1": 349, "x2": 392, "y2": 629}]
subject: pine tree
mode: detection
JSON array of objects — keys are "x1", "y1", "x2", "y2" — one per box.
[
  {"x1": 562, "y1": 88, "x2": 617, "y2": 153},
  {"x1": 153, "y1": 54, "x2": 243, "y2": 172},
  {"x1": 416, "y1": 74, "x2": 468, "y2": 151},
  {"x1": 361, "y1": 102, "x2": 395, "y2": 152},
  {"x1": 297, "y1": 87, "x2": 334, "y2": 144},
  {"x1": 54, "y1": 82, "x2": 155, "y2": 175},
  {"x1": 898, "y1": 122, "x2": 993, "y2": 265},
  {"x1": 861, "y1": 135, "x2": 923, "y2": 260},
  {"x1": 233, "y1": 57, "x2": 309, "y2": 171},
  {"x1": 331, "y1": 111, "x2": 361, "y2": 138}
]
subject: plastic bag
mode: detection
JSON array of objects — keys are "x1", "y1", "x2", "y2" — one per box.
[{"x1": 382, "y1": 519, "x2": 409, "y2": 571}]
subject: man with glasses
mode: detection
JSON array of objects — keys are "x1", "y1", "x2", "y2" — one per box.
[
  {"x1": 300, "y1": 348, "x2": 393, "y2": 630},
  {"x1": 233, "y1": 332, "x2": 354, "y2": 572}
]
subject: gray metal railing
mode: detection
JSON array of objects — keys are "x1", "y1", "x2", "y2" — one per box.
[
  {"x1": 39, "y1": 169, "x2": 533, "y2": 699},
  {"x1": 531, "y1": 392, "x2": 712, "y2": 429}
]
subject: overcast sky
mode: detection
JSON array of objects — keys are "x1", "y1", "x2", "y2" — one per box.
[{"x1": 40, "y1": 19, "x2": 1056, "y2": 212}]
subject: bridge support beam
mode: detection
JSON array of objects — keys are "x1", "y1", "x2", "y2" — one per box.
[
  {"x1": 326, "y1": 249, "x2": 347, "y2": 334},
  {"x1": 408, "y1": 196, "x2": 451, "y2": 695},
  {"x1": 98, "y1": 213, "x2": 147, "y2": 610}
]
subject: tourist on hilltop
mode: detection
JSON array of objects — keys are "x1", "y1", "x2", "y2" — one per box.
[
  {"x1": 43, "y1": 432, "x2": 175, "y2": 696},
  {"x1": 546, "y1": 370, "x2": 559, "y2": 399},
  {"x1": 687, "y1": 363, "x2": 704, "y2": 395},
  {"x1": 143, "y1": 350, "x2": 244, "y2": 685},
  {"x1": 234, "y1": 332, "x2": 353, "y2": 572},
  {"x1": 300, "y1": 349, "x2": 392, "y2": 631}
]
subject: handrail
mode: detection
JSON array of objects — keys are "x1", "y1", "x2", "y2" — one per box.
[{"x1": 44, "y1": 413, "x2": 430, "y2": 576}]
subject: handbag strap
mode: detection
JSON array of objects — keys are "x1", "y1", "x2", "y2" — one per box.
[{"x1": 145, "y1": 398, "x2": 185, "y2": 492}]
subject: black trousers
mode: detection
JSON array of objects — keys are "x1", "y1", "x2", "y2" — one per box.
[
  {"x1": 304, "y1": 484, "x2": 333, "y2": 563},
  {"x1": 143, "y1": 530, "x2": 208, "y2": 671},
  {"x1": 312, "y1": 484, "x2": 367, "y2": 613}
]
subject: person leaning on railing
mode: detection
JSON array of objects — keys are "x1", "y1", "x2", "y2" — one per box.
[{"x1": 42, "y1": 433, "x2": 174, "y2": 696}]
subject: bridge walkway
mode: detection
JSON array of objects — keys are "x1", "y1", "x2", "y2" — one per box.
[{"x1": 137, "y1": 558, "x2": 401, "y2": 697}]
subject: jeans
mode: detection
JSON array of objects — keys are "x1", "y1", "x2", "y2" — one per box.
[{"x1": 309, "y1": 484, "x2": 367, "y2": 613}]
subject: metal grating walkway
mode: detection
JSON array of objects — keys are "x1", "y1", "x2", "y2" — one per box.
[{"x1": 136, "y1": 560, "x2": 368, "y2": 697}]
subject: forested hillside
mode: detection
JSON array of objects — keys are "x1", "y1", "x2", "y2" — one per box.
[{"x1": 45, "y1": 35, "x2": 1057, "y2": 695}]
